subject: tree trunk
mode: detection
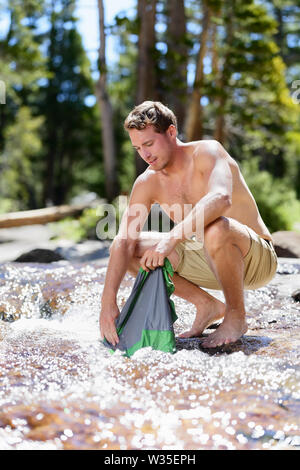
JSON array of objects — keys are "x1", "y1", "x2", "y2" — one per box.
[
  {"x1": 42, "y1": 4, "x2": 57, "y2": 206},
  {"x1": 274, "y1": 6, "x2": 284, "y2": 53},
  {"x1": 0, "y1": 203, "x2": 92, "y2": 228},
  {"x1": 213, "y1": 2, "x2": 233, "y2": 144},
  {"x1": 96, "y1": 0, "x2": 119, "y2": 202},
  {"x1": 210, "y1": 12, "x2": 219, "y2": 78},
  {"x1": 166, "y1": 0, "x2": 188, "y2": 133},
  {"x1": 43, "y1": 124, "x2": 56, "y2": 206},
  {"x1": 184, "y1": 3, "x2": 212, "y2": 142},
  {"x1": 135, "y1": 0, "x2": 157, "y2": 176}
]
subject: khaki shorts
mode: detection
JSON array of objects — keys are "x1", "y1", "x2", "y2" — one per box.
[{"x1": 175, "y1": 225, "x2": 278, "y2": 290}]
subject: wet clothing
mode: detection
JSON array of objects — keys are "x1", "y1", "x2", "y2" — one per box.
[
  {"x1": 103, "y1": 259, "x2": 177, "y2": 357},
  {"x1": 175, "y1": 225, "x2": 277, "y2": 290}
]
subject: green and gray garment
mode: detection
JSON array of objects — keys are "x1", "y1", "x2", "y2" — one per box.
[{"x1": 103, "y1": 258, "x2": 177, "y2": 357}]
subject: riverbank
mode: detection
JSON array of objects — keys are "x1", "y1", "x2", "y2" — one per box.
[{"x1": 0, "y1": 224, "x2": 110, "y2": 264}]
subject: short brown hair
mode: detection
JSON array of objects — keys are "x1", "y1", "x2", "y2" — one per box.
[{"x1": 124, "y1": 101, "x2": 177, "y2": 134}]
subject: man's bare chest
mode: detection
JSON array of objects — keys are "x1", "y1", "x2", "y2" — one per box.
[{"x1": 153, "y1": 174, "x2": 207, "y2": 222}]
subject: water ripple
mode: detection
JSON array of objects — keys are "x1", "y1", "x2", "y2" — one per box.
[{"x1": 0, "y1": 261, "x2": 299, "y2": 450}]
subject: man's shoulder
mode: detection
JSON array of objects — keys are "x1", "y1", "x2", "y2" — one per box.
[
  {"x1": 188, "y1": 139, "x2": 222, "y2": 171},
  {"x1": 191, "y1": 139, "x2": 222, "y2": 157},
  {"x1": 134, "y1": 167, "x2": 158, "y2": 187},
  {"x1": 131, "y1": 168, "x2": 158, "y2": 202},
  {"x1": 191, "y1": 139, "x2": 237, "y2": 169}
]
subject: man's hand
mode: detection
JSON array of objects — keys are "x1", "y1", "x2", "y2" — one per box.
[
  {"x1": 140, "y1": 235, "x2": 178, "y2": 271},
  {"x1": 99, "y1": 302, "x2": 120, "y2": 346}
]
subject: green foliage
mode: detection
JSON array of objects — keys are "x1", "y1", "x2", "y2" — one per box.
[
  {"x1": 49, "y1": 207, "x2": 101, "y2": 242},
  {"x1": 49, "y1": 217, "x2": 86, "y2": 243},
  {"x1": 0, "y1": 0, "x2": 103, "y2": 210},
  {"x1": 209, "y1": 1, "x2": 298, "y2": 164},
  {"x1": 284, "y1": 130, "x2": 300, "y2": 199},
  {"x1": 37, "y1": 0, "x2": 102, "y2": 206},
  {"x1": 0, "y1": 0, "x2": 48, "y2": 160},
  {"x1": 108, "y1": 11, "x2": 138, "y2": 194},
  {"x1": 0, "y1": 0, "x2": 47, "y2": 102},
  {"x1": 0, "y1": 0, "x2": 300, "y2": 237},
  {"x1": 0, "y1": 198, "x2": 19, "y2": 214},
  {"x1": 77, "y1": 207, "x2": 104, "y2": 240},
  {"x1": 0, "y1": 106, "x2": 44, "y2": 209},
  {"x1": 241, "y1": 158, "x2": 300, "y2": 232},
  {"x1": 49, "y1": 196, "x2": 128, "y2": 243}
]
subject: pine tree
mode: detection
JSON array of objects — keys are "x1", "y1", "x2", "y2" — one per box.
[
  {"x1": 135, "y1": 0, "x2": 157, "y2": 175},
  {"x1": 0, "y1": 0, "x2": 46, "y2": 210},
  {"x1": 164, "y1": 0, "x2": 188, "y2": 132},
  {"x1": 0, "y1": 107, "x2": 44, "y2": 210},
  {"x1": 38, "y1": 0, "x2": 102, "y2": 206},
  {"x1": 183, "y1": 0, "x2": 298, "y2": 178},
  {"x1": 96, "y1": 0, "x2": 119, "y2": 202}
]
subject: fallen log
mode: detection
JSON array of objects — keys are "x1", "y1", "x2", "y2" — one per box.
[{"x1": 0, "y1": 204, "x2": 91, "y2": 228}]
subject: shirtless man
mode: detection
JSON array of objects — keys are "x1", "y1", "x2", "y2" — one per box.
[{"x1": 99, "y1": 101, "x2": 278, "y2": 349}]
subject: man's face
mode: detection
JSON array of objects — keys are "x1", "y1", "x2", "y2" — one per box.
[{"x1": 129, "y1": 125, "x2": 175, "y2": 171}]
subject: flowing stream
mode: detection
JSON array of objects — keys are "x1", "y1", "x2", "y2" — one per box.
[{"x1": 0, "y1": 259, "x2": 299, "y2": 450}]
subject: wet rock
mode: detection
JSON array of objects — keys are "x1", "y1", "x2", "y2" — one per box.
[
  {"x1": 54, "y1": 240, "x2": 110, "y2": 262},
  {"x1": 0, "y1": 311, "x2": 16, "y2": 322},
  {"x1": 1, "y1": 259, "x2": 300, "y2": 450},
  {"x1": 276, "y1": 262, "x2": 300, "y2": 275},
  {"x1": 40, "y1": 300, "x2": 55, "y2": 318},
  {"x1": 271, "y1": 231, "x2": 300, "y2": 258},
  {"x1": 291, "y1": 289, "x2": 300, "y2": 302},
  {"x1": 14, "y1": 248, "x2": 65, "y2": 263}
]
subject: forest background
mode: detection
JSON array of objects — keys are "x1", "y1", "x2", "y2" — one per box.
[{"x1": 0, "y1": 0, "x2": 300, "y2": 242}]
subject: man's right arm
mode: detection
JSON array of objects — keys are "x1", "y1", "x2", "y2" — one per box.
[{"x1": 99, "y1": 175, "x2": 152, "y2": 345}]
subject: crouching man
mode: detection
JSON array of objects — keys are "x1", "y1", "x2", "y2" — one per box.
[{"x1": 100, "y1": 101, "x2": 277, "y2": 348}]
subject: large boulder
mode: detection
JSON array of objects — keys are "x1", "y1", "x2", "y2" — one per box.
[{"x1": 271, "y1": 231, "x2": 300, "y2": 258}]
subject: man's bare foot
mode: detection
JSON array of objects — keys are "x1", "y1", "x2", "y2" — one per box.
[
  {"x1": 178, "y1": 297, "x2": 226, "y2": 339},
  {"x1": 200, "y1": 313, "x2": 248, "y2": 348}
]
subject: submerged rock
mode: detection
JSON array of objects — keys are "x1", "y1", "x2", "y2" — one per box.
[
  {"x1": 0, "y1": 257, "x2": 299, "y2": 450},
  {"x1": 39, "y1": 300, "x2": 55, "y2": 318},
  {"x1": 0, "y1": 311, "x2": 15, "y2": 322}
]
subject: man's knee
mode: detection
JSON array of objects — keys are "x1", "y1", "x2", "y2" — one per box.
[
  {"x1": 204, "y1": 216, "x2": 230, "y2": 251},
  {"x1": 109, "y1": 236, "x2": 137, "y2": 258}
]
